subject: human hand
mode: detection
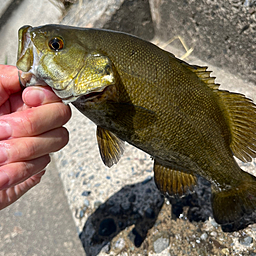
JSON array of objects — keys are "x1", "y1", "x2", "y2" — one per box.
[{"x1": 0, "y1": 65, "x2": 71, "y2": 210}]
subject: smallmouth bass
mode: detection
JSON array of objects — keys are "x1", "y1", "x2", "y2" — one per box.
[{"x1": 16, "y1": 24, "x2": 256, "y2": 225}]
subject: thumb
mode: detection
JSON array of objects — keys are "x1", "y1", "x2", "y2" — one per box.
[{"x1": 22, "y1": 86, "x2": 62, "y2": 107}]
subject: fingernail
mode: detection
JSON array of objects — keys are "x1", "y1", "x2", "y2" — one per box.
[
  {"x1": 0, "y1": 121, "x2": 12, "y2": 140},
  {"x1": 0, "y1": 147, "x2": 8, "y2": 164},
  {"x1": 24, "y1": 88, "x2": 45, "y2": 106},
  {"x1": 0, "y1": 170, "x2": 9, "y2": 190}
]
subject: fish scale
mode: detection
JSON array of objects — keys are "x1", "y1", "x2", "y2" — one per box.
[{"x1": 16, "y1": 24, "x2": 256, "y2": 226}]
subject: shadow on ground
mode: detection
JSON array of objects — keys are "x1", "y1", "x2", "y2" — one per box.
[
  {"x1": 79, "y1": 178, "x2": 164, "y2": 256},
  {"x1": 79, "y1": 176, "x2": 256, "y2": 255}
]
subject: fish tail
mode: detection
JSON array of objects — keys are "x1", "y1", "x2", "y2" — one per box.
[{"x1": 212, "y1": 169, "x2": 256, "y2": 225}]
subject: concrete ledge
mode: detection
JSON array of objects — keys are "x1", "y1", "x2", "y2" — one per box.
[{"x1": 149, "y1": 0, "x2": 256, "y2": 83}]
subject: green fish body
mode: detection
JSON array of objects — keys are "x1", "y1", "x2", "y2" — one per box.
[{"x1": 16, "y1": 24, "x2": 256, "y2": 225}]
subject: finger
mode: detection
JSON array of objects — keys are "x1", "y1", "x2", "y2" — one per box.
[
  {"x1": 0, "y1": 91, "x2": 27, "y2": 116},
  {"x1": 0, "y1": 170, "x2": 46, "y2": 210},
  {"x1": 0, "y1": 155, "x2": 50, "y2": 191},
  {"x1": 0, "y1": 127, "x2": 69, "y2": 166},
  {"x1": 0, "y1": 102, "x2": 71, "y2": 140},
  {"x1": 22, "y1": 86, "x2": 62, "y2": 107},
  {"x1": 0, "y1": 65, "x2": 21, "y2": 106}
]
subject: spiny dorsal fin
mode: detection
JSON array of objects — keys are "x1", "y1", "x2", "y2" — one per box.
[
  {"x1": 218, "y1": 90, "x2": 256, "y2": 162},
  {"x1": 181, "y1": 61, "x2": 220, "y2": 90},
  {"x1": 96, "y1": 126, "x2": 125, "y2": 167},
  {"x1": 153, "y1": 160, "x2": 197, "y2": 196}
]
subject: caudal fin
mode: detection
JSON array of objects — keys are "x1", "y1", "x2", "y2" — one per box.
[{"x1": 212, "y1": 170, "x2": 256, "y2": 225}]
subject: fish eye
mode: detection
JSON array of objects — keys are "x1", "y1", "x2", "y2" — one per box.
[{"x1": 48, "y1": 37, "x2": 64, "y2": 51}]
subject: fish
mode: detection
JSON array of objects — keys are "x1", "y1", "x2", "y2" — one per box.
[{"x1": 16, "y1": 24, "x2": 256, "y2": 225}]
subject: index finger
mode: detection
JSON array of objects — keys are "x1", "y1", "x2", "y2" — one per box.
[{"x1": 0, "y1": 65, "x2": 21, "y2": 105}]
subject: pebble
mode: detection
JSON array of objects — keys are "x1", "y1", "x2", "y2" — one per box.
[
  {"x1": 200, "y1": 233, "x2": 208, "y2": 241},
  {"x1": 68, "y1": 171, "x2": 74, "y2": 177},
  {"x1": 81, "y1": 191, "x2": 91, "y2": 196},
  {"x1": 221, "y1": 248, "x2": 229, "y2": 255},
  {"x1": 114, "y1": 238, "x2": 125, "y2": 250},
  {"x1": 83, "y1": 199, "x2": 90, "y2": 207},
  {"x1": 89, "y1": 175, "x2": 94, "y2": 180},
  {"x1": 14, "y1": 211, "x2": 22, "y2": 217},
  {"x1": 61, "y1": 159, "x2": 67, "y2": 167},
  {"x1": 153, "y1": 237, "x2": 170, "y2": 253},
  {"x1": 79, "y1": 210, "x2": 84, "y2": 218},
  {"x1": 210, "y1": 231, "x2": 217, "y2": 237},
  {"x1": 239, "y1": 236, "x2": 253, "y2": 246},
  {"x1": 210, "y1": 219, "x2": 219, "y2": 228},
  {"x1": 94, "y1": 200, "x2": 102, "y2": 209}
]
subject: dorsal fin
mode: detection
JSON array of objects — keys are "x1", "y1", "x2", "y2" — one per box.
[
  {"x1": 217, "y1": 90, "x2": 256, "y2": 162},
  {"x1": 180, "y1": 61, "x2": 220, "y2": 90}
]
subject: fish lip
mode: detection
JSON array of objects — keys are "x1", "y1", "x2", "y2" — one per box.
[
  {"x1": 17, "y1": 25, "x2": 32, "y2": 63},
  {"x1": 17, "y1": 25, "x2": 45, "y2": 88},
  {"x1": 19, "y1": 71, "x2": 49, "y2": 88}
]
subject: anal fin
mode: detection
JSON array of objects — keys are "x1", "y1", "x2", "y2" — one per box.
[
  {"x1": 96, "y1": 126, "x2": 125, "y2": 167},
  {"x1": 153, "y1": 160, "x2": 197, "y2": 196}
]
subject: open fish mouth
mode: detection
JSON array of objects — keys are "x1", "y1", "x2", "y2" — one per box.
[{"x1": 17, "y1": 25, "x2": 47, "y2": 88}]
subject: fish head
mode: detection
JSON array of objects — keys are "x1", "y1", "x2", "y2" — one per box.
[{"x1": 16, "y1": 25, "x2": 116, "y2": 104}]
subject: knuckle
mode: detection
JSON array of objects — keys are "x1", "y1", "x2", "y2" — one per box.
[
  {"x1": 22, "y1": 139, "x2": 37, "y2": 159},
  {"x1": 56, "y1": 103, "x2": 72, "y2": 125},
  {"x1": 53, "y1": 127, "x2": 69, "y2": 152}
]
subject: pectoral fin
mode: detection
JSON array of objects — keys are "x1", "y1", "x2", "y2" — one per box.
[
  {"x1": 96, "y1": 126, "x2": 125, "y2": 167},
  {"x1": 153, "y1": 160, "x2": 197, "y2": 196}
]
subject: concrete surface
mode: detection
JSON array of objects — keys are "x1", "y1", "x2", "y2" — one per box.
[
  {"x1": 1, "y1": 0, "x2": 256, "y2": 255},
  {"x1": 0, "y1": 0, "x2": 62, "y2": 65},
  {"x1": 62, "y1": 0, "x2": 154, "y2": 41},
  {"x1": 0, "y1": 0, "x2": 25, "y2": 31},
  {"x1": 149, "y1": 0, "x2": 256, "y2": 83}
]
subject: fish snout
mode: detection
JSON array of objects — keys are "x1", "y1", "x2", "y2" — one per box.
[
  {"x1": 16, "y1": 26, "x2": 47, "y2": 88},
  {"x1": 17, "y1": 26, "x2": 33, "y2": 72}
]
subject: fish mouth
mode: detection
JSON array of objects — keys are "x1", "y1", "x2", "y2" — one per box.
[{"x1": 17, "y1": 25, "x2": 47, "y2": 88}]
